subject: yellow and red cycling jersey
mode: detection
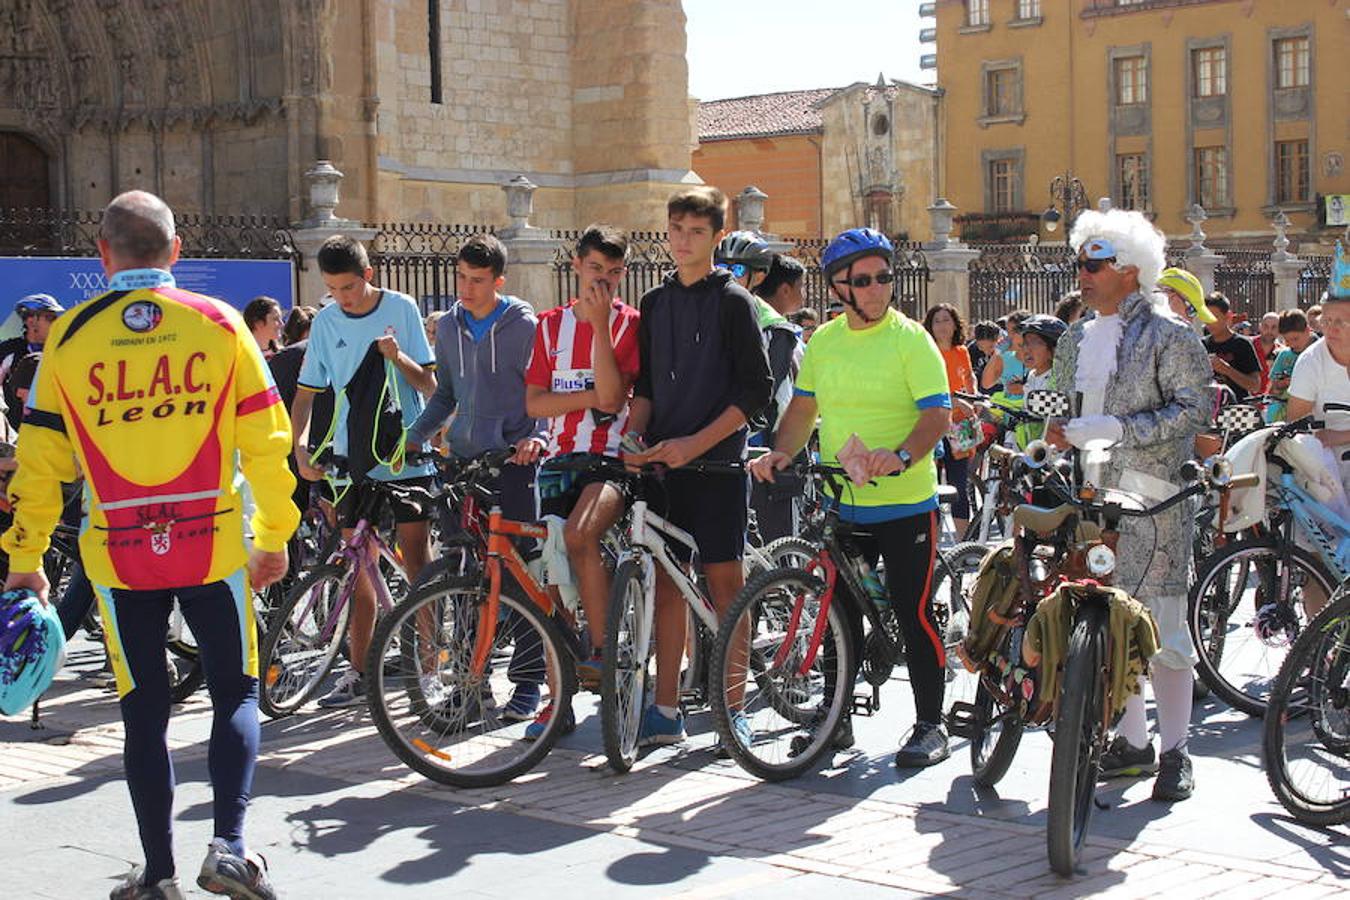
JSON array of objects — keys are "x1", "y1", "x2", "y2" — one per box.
[{"x1": 1, "y1": 270, "x2": 299, "y2": 590}]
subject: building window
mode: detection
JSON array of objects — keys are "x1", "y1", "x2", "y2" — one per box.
[
  {"x1": 1017, "y1": 0, "x2": 1040, "y2": 18},
  {"x1": 967, "y1": 0, "x2": 990, "y2": 27},
  {"x1": 986, "y1": 67, "x2": 1018, "y2": 117},
  {"x1": 1275, "y1": 140, "x2": 1310, "y2": 204},
  {"x1": 1274, "y1": 36, "x2": 1310, "y2": 89},
  {"x1": 989, "y1": 158, "x2": 1017, "y2": 213},
  {"x1": 1114, "y1": 56, "x2": 1147, "y2": 105},
  {"x1": 1194, "y1": 146, "x2": 1229, "y2": 209},
  {"x1": 1192, "y1": 46, "x2": 1226, "y2": 98},
  {"x1": 1117, "y1": 153, "x2": 1150, "y2": 211},
  {"x1": 428, "y1": 0, "x2": 442, "y2": 104}
]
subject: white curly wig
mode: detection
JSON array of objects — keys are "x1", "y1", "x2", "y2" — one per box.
[{"x1": 1070, "y1": 209, "x2": 1166, "y2": 293}]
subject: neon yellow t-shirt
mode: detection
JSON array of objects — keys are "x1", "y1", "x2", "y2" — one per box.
[{"x1": 795, "y1": 309, "x2": 949, "y2": 521}]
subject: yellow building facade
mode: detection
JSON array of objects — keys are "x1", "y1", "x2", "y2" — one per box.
[{"x1": 935, "y1": 0, "x2": 1349, "y2": 246}]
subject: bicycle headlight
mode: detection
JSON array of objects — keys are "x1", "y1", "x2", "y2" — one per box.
[{"x1": 1086, "y1": 544, "x2": 1116, "y2": 577}]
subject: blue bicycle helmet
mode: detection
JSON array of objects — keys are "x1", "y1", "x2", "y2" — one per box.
[
  {"x1": 821, "y1": 228, "x2": 893, "y2": 277},
  {"x1": 0, "y1": 589, "x2": 65, "y2": 716}
]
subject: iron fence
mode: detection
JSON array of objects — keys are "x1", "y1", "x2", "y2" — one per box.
[
  {"x1": 0, "y1": 206, "x2": 296, "y2": 260},
  {"x1": 1213, "y1": 253, "x2": 1275, "y2": 319},
  {"x1": 365, "y1": 221, "x2": 494, "y2": 313},
  {"x1": 1298, "y1": 254, "x2": 1331, "y2": 306},
  {"x1": 789, "y1": 238, "x2": 930, "y2": 321},
  {"x1": 967, "y1": 243, "x2": 1076, "y2": 323}
]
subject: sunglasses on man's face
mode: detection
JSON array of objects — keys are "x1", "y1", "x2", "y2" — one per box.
[
  {"x1": 833, "y1": 270, "x2": 896, "y2": 289},
  {"x1": 715, "y1": 262, "x2": 749, "y2": 279},
  {"x1": 1075, "y1": 257, "x2": 1116, "y2": 274}
]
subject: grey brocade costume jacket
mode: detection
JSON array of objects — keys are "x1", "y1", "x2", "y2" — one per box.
[{"x1": 1051, "y1": 291, "x2": 1212, "y2": 597}]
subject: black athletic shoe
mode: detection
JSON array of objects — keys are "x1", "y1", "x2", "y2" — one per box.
[
  {"x1": 894, "y1": 721, "x2": 950, "y2": 768},
  {"x1": 1099, "y1": 735, "x2": 1158, "y2": 777},
  {"x1": 1152, "y1": 747, "x2": 1195, "y2": 802},
  {"x1": 198, "y1": 838, "x2": 276, "y2": 900}
]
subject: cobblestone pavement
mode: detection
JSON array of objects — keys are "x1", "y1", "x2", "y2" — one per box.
[{"x1": 3, "y1": 640, "x2": 1345, "y2": 898}]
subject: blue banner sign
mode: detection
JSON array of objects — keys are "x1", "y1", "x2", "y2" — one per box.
[{"x1": 0, "y1": 256, "x2": 294, "y2": 319}]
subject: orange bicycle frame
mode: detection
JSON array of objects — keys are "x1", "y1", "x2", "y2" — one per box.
[{"x1": 468, "y1": 507, "x2": 553, "y2": 676}]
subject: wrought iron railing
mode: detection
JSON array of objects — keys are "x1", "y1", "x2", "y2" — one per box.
[
  {"x1": 0, "y1": 206, "x2": 296, "y2": 259},
  {"x1": 364, "y1": 221, "x2": 495, "y2": 312}
]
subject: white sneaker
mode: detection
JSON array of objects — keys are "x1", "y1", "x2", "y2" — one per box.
[
  {"x1": 109, "y1": 865, "x2": 185, "y2": 900},
  {"x1": 316, "y1": 670, "x2": 365, "y2": 708},
  {"x1": 418, "y1": 674, "x2": 445, "y2": 706}
]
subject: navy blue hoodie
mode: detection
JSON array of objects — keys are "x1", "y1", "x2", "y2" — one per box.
[
  {"x1": 634, "y1": 270, "x2": 772, "y2": 461},
  {"x1": 408, "y1": 296, "x2": 546, "y2": 457}
]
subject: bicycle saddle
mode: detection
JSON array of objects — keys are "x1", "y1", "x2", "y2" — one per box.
[{"x1": 1013, "y1": 503, "x2": 1076, "y2": 535}]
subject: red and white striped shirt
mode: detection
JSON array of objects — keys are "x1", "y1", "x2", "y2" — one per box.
[{"x1": 525, "y1": 299, "x2": 641, "y2": 458}]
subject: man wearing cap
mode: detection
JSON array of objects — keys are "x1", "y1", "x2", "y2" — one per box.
[
  {"x1": 1156, "y1": 267, "x2": 1214, "y2": 335},
  {"x1": 1046, "y1": 210, "x2": 1211, "y2": 802},
  {"x1": 0, "y1": 294, "x2": 64, "y2": 431}
]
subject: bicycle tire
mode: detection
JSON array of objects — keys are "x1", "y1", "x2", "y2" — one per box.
[
  {"x1": 366, "y1": 574, "x2": 574, "y2": 788},
  {"x1": 1262, "y1": 588, "x2": 1350, "y2": 826},
  {"x1": 602, "y1": 559, "x2": 652, "y2": 773},
  {"x1": 258, "y1": 563, "x2": 352, "y2": 718},
  {"x1": 763, "y1": 536, "x2": 819, "y2": 570},
  {"x1": 709, "y1": 566, "x2": 853, "y2": 782},
  {"x1": 168, "y1": 657, "x2": 204, "y2": 703},
  {"x1": 1189, "y1": 538, "x2": 1335, "y2": 717},
  {"x1": 1046, "y1": 602, "x2": 1108, "y2": 877},
  {"x1": 970, "y1": 680, "x2": 1024, "y2": 787}
]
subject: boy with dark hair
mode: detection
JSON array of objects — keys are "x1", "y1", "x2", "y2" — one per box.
[
  {"x1": 523, "y1": 223, "x2": 639, "y2": 735},
  {"x1": 1202, "y1": 291, "x2": 1262, "y2": 401},
  {"x1": 625, "y1": 187, "x2": 772, "y2": 744},
  {"x1": 408, "y1": 227, "x2": 548, "y2": 722},
  {"x1": 755, "y1": 254, "x2": 806, "y2": 318},
  {"x1": 293, "y1": 234, "x2": 438, "y2": 708}
]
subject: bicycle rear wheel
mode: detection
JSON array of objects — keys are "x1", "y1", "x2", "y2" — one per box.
[
  {"x1": 1047, "y1": 602, "x2": 1107, "y2": 877},
  {"x1": 710, "y1": 566, "x2": 852, "y2": 782},
  {"x1": 1189, "y1": 538, "x2": 1333, "y2": 717},
  {"x1": 258, "y1": 563, "x2": 351, "y2": 718},
  {"x1": 602, "y1": 559, "x2": 653, "y2": 773},
  {"x1": 1262, "y1": 588, "x2": 1350, "y2": 826},
  {"x1": 969, "y1": 679, "x2": 1024, "y2": 787},
  {"x1": 366, "y1": 575, "x2": 574, "y2": 788}
]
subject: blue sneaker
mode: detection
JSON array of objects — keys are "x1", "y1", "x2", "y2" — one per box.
[
  {"x1": 523, "y1": 702, "x2": 576, "y2": 741},
  {"x1": 714, "y1": 709, "x2": 751, "y2": 759},
  {"x1": 639, "y1": 706, "x2": 686, "y2": 747},
  {"x1": 502, "y1": 682, "x2": 541, "y2": 721}
]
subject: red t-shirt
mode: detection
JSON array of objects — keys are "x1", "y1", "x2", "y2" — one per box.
[{"x1": 525, "y1": 299, "x2": 641, "y2": 457}]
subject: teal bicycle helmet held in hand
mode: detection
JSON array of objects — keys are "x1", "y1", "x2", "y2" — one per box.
[{"x1": 0, "y1": 589, "x2": 65, "y2": 716}]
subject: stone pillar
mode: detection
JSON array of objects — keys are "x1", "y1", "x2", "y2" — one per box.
[
  {"x1": 290, "y1": 161, "x2": 376, "y2": 307},
  {"x1": 921, "y1": 198, "x2": 980, "y2": 321},
  {"x1": 1181, "y1": 204, "x2": 1225, "y2": 294},
  {"x1": 1269, "y1": 211, "x2": 1303, "y2": 311},
  {"x1": 497, "y1": 175, "x2": 565, "y2": 312}
]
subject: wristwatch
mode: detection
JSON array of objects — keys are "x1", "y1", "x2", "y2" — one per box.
[{"x1": 895, "y1": 447, "x2": 913, "y2": 473}]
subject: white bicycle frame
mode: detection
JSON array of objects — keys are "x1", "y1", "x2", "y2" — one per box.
[{"x1": 621, "y1": 497, "x2": 723, "y2": 662}]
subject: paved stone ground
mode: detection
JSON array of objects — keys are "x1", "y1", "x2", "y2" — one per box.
[{"x1": 3, "y1": 639, "x2": 1345, "y2": 898}]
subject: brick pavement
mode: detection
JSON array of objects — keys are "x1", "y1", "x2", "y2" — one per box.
[{"x1": 4, "y1": 668, "x2": 1345, "y2": 899}]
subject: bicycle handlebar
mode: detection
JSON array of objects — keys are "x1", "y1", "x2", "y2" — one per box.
[{"x1": 539, "y1": 452, "x2": 745, "y2": 478}]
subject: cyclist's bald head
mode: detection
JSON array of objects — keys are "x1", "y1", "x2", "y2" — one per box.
[{"x1": 100, "y1": 191, "x2": 176, "y2": 267}]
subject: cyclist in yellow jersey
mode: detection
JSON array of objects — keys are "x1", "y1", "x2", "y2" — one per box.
[
  {"x1": 751, "y1": 227, "x2": 953, "y2": 768},
  {"x1": 2, "y1": 191, "x2": 297, "y2": 900}
]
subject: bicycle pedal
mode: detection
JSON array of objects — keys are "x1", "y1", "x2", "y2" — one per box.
[
  {"x1": 945, "y1": 700, "x2": 985, "y2": 739},
  {"x1": 851, "y1": 692, "x2": 877, "y2": 717}
]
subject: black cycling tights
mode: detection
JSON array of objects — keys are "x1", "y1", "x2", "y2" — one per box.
[
  {"x1": 851, "y1": 509, "x2": 946, "y2": 725},
  {"x1": 97, "y1": 574, "x2": 259, "y2": 883}
]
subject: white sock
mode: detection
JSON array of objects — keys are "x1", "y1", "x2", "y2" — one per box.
[
  {"x1": 655, "y1": 704, "x2": 679, "y2": 720},
  {"x1": 1117, "y1": 675, "x2": 1150, "y2": 748},
  {"x1": 1152, "y1": 664, "x2": 1194, "y2": 754}
]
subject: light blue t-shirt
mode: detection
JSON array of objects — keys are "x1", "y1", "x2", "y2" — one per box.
[
  {"x1": 999, "y1": 348, "x2": 1026, "y2": 383},
  {"x1": 298, "y1": 289, "x2": 435, "y2": 481}
]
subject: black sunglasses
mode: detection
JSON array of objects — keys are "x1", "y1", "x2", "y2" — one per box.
[
  {"x1": 833, "y1": 270, "x2": 896, "y2": 289},
  {"x1": 1075, "y1": 257, "x2": 1116, "y2": 274}
]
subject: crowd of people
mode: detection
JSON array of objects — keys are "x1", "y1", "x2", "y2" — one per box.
[{"x1": 1, "y1": 183, "x2": 1346, "y2": 900}]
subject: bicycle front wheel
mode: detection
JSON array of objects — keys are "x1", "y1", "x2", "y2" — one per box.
[
  {"x1": 1262, "y1": 588, "x2": 1350, "y2": 826},
  {"x1": 258, "y1": 563, "x2": 351, "y2": 718},
  {"x1": 710, "y1": 566, "x2": 852, "y2": 782},
  {"x1": 366, "y1": 575, "x2": 574, "y2": 788},
  {"x1": 1190, "y1": 538, "x2": 1334, "y2": 717},
  {"x1": 1046, "y1": 602, "x2": 1108, "y2": 877},
  {"x1": 602, "y1": 559, "x2": 654, "y2": 773}
]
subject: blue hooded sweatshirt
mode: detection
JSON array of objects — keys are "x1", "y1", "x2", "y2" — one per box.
[{"x1": 407, "y1": 295, "x2": 546, "y2": 457}]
